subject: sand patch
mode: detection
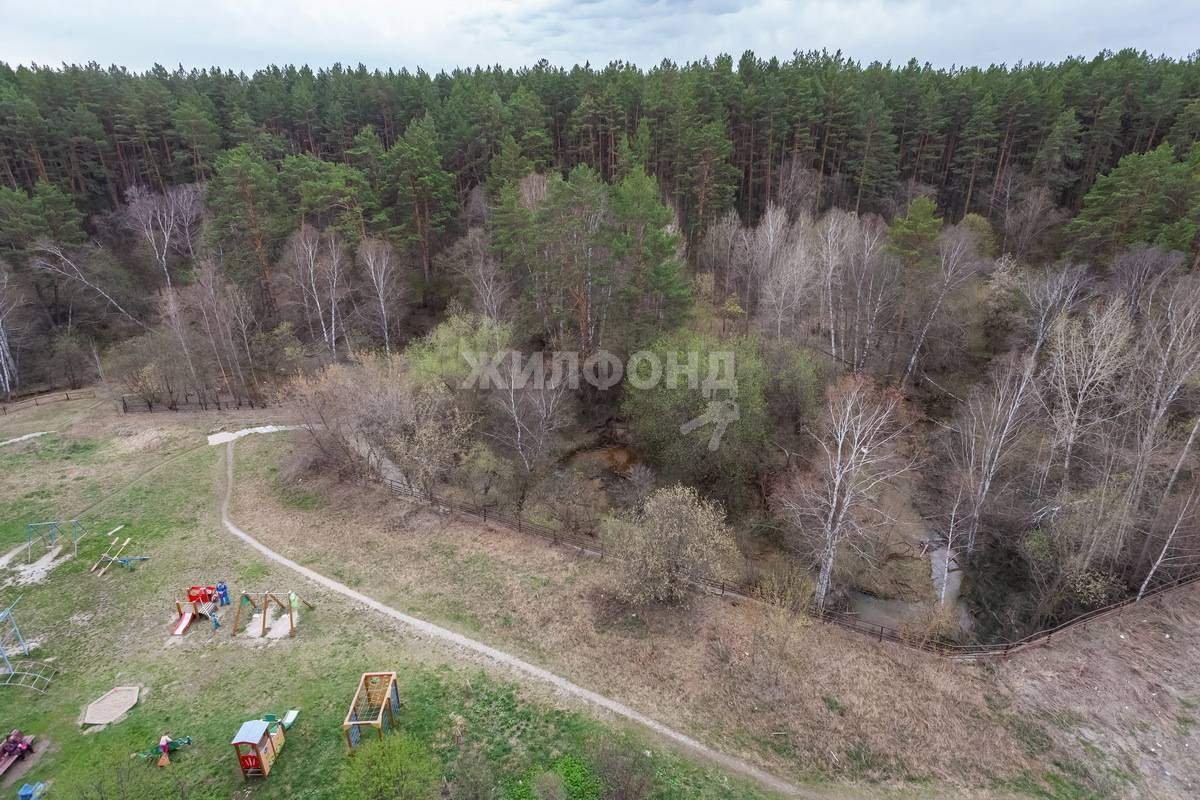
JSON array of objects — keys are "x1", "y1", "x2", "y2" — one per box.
[
  {"x1": 111, "y1": 427, "x2": 165, "y2": 453},
  {"x1": 1, "y1": 636, "x2": 41, "y2": 661},
  {"x1": 241, "y1": 605, "x2": 296, "y2": 639},
  {"x1": 0, "y1": 544, "x2": 26, "y2": 570},
  {"x1": 2, "y1": 545, "x2": 72, "y2": 588},
  {"x1": 82, "y1": 686, "x2": 140, "y2": 726},
  {"x1": 0, "y1": 431, "x2": 51, "y2": 447},
  {"x1": 207, "y1": 426, "x2": 302, "y2": 446}
]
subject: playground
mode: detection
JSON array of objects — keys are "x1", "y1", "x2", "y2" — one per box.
[
  {"x1": 0, "y1": 398, "x2": 803, "y2": 800},
  {"x1": 1, "y1": 395, "x2": 1199, "y2": 799}
]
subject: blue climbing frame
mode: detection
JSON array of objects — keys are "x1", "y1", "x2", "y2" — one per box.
[
  {"x1": 0, "y1": 597, "x2": 29, "y2": 673},
  {"x1": 25, "y1": 520, "x2": 85, "y2": 562}
]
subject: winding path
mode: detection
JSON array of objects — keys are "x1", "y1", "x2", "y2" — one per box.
[{"x1": 218, "y1": 439, "x2": 810, "y2": 799}]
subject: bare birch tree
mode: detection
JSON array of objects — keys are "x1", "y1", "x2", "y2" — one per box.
[
  {"x1": 833, "y1": 214, "x2": 897, "y2": 373},
  {"x1": 756, "y1": 211, "x2": 815, "y2": 339},
  {"x1": 1003, "y1": 186, "x2": 1063, "y2": 261},
  {"x1": 696, "y1": 210, "x2": 744, "y2": 299},
  {"x1": 124, "y1": 183, "x2": 205, "y2": 288},
  {"x1": 449, "y1": 228, "x2": 509, "y2": 323},
  {"x1": 900, "y1": 224, "x2": 985, "y2": 385},
  {"x1": 774, "y1": 159, "x2": 820, "y2": 221},
  {"x1": 0, "y1": 264, "x2": 22, "y2": 399},
  {"x1": 1113, "y1": 275, "x2": 1200, "y2": 551},
  {"x1": 1040, "y1": 300, "x2": 1133, "y2": 495},
  {"x1": 1138, "y1": 487, "x2": 1199, "y2": 599},
  {"x1": 745, "y1": 203, "x2": 790, "y2": 315},
  {"x1": 157, "y1": 287, "x2": 201, "y2": 396},
  {"x1": 30, "y1": 241, "x2": 148, "y2": 330},
  {"x1": 815, "y1": 209, "x2": 854, "y2": 362},
  {"x1": 781, "y1": 376, "x2": 909, "y2": 611},
  {"x1": 935, "y1": 482, "x2": 968, "y2": 605},
  {"x1": 487, "y1": 354, "x2": 573, "y2": 493},
  {"x1": 948, "y1": 354, "x2": 1031, "y2": 554},
  {"x1": 286, "y1": 225, "x2": 349, "y2": 358},
  {"x1": 357, "y1": 237, "x2": 405, "y2": 353},
  {"x1": 1017, "y1": 263, "x2": 1089, "y2": 359},
  {"x1": 1110, "y1": 245, "x2": 1185, "y2": 319},
  {"x1": 188, "y1": 259, "x2": 253, "y2": 398}
]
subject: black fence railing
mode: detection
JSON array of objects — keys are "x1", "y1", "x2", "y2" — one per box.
[
  {"x1": 120, "y1": 393, "x2": 268, "y2": 413},
  {"x1": 378, "y1": 473, "x2": 1200, "y2": 660}
]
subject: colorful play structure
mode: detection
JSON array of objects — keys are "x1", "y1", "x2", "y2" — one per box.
[
  {"x1": 171, "y1": 586, "x2": 225, "y2": 635},
  {"x1": 135, "y1": 735, "x2": 192, "y2": 762},
  {"x1": 231, "y1": 718, "x2": 287, "y2": 779},
  {"x1": 89, "y1": 529, "x2": 147, "y2": 576},
  {"x1": 25, "y1": 519, "x2": 85, "y2": 562},
  {"x1": 231, "y1": 591, "x2": 315, "y2": 637},
  {"x1": 17, "y1": 781, "x2": 47, "y2": 800},
  {"x1": 0, "y1": 598, "x2": 57, "y2": 693},
  {"x1": 343, "y1": 672, "x2": 401, "y2": 751}
]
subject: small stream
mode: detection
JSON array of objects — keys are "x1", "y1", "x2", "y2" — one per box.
[{"x1": 849, "y1": 545, "x2": 974, "y2": 635}]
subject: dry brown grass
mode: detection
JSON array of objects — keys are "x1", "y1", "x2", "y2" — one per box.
[
  {"x1": 230, "y1": 433, "x2": 1044, "y2": 790},
  {"x1": 999, "y1": 586, "x2": 1200, "y2": 799}
]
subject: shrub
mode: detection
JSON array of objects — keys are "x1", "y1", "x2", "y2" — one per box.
[
  {"x1": 337, "y1": 734, "x2": 440, "y2": 800},
  {"x1": 604, "y1": 485, "x2": 741, "y2": 604},
  {"x1": 590, "y1": 740, "x2": 654, "y2": 800},
  {"x1": 449, "y1": 747, "x2": 500, "y2": 800}
]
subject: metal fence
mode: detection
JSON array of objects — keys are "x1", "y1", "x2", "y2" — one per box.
[
  {"x1": 120, "y1": 393, "x2": 268, "y2": 413},
  {"x1": 0, "y1": 389, "x2": 96, "y2": 416},
  {"x1": 379, "y1": 474, "x2": 1200, "y2": 660}
]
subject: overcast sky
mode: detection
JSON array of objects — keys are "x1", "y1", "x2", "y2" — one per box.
[{"x1": 1, "y1": 0, "x2": 1196, "y2": 74}]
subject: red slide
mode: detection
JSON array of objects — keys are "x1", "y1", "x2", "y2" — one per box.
[{"x1": 171, "y1": 611, "x2": 194, "y2": 636}]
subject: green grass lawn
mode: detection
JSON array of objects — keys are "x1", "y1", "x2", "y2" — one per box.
[{"x1": 1, "y1": 423, "x2": 781, "y2": 799}]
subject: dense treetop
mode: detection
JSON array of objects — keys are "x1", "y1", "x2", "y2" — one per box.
[{"x1": 2, "y1": 49, "x2": 1198, "y2": 233}]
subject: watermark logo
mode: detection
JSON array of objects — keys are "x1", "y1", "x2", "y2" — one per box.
[
  {"x1": 680, "y1": 397, "x2": 740, "y2": 451},
  {"x1": 461, "y1": 349, "x2": 740, "y2": 450}
]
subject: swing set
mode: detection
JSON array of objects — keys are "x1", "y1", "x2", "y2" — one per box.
[
  {"x1": 232, "y1": 591, "x2": 315, "y2": 638},
  {"x1": 24, "y1": 520, "x2": 85, "y2": 563}
]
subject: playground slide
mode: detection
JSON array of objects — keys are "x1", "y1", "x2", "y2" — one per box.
[{"x1": 171, "y1": 612, "x2": 194, "y2": 636}]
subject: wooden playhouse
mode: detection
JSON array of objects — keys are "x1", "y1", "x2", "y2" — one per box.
[
  {"x1": 342, "y1": 672, "x2": 401, "y2": 751},
  {"x1": 231, "y1": 718, "x2": 285, "y2": 779}
]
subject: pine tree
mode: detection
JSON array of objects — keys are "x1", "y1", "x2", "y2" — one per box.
[
  {"x1": 346, "y1": 126, "x2": 386, "y2": 195},
  {"x1": 387, "y1": 112, "x2": 455, "y2": 282},
  {"x1": 209, "y1": 144, "x2": 285, "y2": 301},
  {"x1": 487, "y1": 135, "x2": 531, "y2": 193},
  {"x1": 953, "y1": 92, "x2": 997, "y2": 218},
  {"x1": 679, "y1": 120, "x2": 739, "y2": 243},
  {"x1": 610, "y1": 166, "x2": 691, "y2": 348},
  {"x1": 171, "y1": 96, "x2": 222, "y2": 181},
  {"x1": 889, "y1": 195, "x2": 942, "y2": 269},
  {"x1": 848, "y1": 92, "x2": 899, "y2": 214},
  {"x1": 1033, "y1": 109, "x2": 1083, "y2": 201},
  {"x1": 1069, "y1": 142, "x2": 1200, "y2": 261}
]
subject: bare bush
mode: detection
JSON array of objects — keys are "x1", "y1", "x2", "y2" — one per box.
[
  {"x1": 289, "y1": 353, "x2": 473, "y2": 487},
  {"x1": 604, "y1": 484, "x2": 741, "y2": 604}
]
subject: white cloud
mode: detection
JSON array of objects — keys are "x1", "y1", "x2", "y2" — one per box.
[{"x1": 0, "y1": 0, "x2": 1194, "y2": 73}]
